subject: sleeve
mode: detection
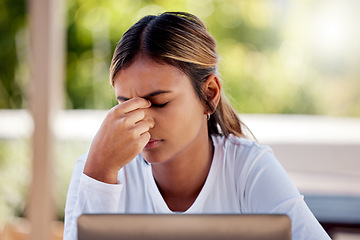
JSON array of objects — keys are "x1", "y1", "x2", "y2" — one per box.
[
  {"x1": 241, "y1": 149, "x2": 331, "y2": 240},
  {"x1": 63, "y1": 154, "x2": 123, "y2": 240}
]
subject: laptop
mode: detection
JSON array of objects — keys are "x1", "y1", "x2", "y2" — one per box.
[{"x1": 78, "y1": 214, "x2": 291, "y2": 240}]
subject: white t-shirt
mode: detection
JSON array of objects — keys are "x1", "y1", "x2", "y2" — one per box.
[{"x1": 64, "y1": 134, "x2": 330, "y2": 240}]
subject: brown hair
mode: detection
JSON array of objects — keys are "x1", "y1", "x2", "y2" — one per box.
[{"x1": 110, "y1": 12, "x2": 251, "y2": 138}]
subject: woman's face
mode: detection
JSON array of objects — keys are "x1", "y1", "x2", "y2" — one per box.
[{"x1": 113, "y1": 57, "x2": 208, "y2": 165}]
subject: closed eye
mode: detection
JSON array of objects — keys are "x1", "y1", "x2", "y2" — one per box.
[{"x1": 152, "y1": 102, "x2": 169, "y2": 108}]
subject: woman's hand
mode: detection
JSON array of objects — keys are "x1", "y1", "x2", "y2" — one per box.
[{"x1": 83, "y1": 97, "x2": 154, "y2": 184}]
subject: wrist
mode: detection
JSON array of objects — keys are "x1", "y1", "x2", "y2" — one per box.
[{"x1": 83, "y1": 158, "x2": 120, "y2": 184}]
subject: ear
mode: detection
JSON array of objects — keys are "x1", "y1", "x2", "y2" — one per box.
[{"x1": 203, "y1": 74, "x2": 221, "y2": 114}]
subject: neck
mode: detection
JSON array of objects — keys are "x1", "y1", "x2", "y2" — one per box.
[{"x1": 151, "y1": 134, "x2": 214, "y2": 212}]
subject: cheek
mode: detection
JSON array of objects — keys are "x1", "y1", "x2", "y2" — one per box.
[
  {"x1": 156, "y1": 100, "x2": 204, "y2": 135},
  {"x1": 152, "y1": 106, "x2": 181, "y2": 129}
]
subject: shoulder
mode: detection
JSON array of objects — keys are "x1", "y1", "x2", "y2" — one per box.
[
  {"x1": 212, "y1": 134, "x2": 273, "y2": 163},
  {"x1": 211, "y1": 134, "x2": 279, "y2": 187}
]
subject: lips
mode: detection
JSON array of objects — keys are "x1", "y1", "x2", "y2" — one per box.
[{"x1": 144, "y1": 139, "x2": 162, "y2": 149}]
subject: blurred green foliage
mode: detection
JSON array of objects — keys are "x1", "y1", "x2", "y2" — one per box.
[
  {"x1": 0, "y1": 138, "x2": 91, "y2": 224},
  {"x1": 54, "y1": 140, "x2": 91, "y2": 221},
  {"x1": 1, "y1": 0, "x2": 360, "y2": 115},
  {"x1": 0, "y1": 0, "x2": 27, "y2": 109},
  {"x1": 0, "y1": 139, "x2": 30, "y2": 224}
]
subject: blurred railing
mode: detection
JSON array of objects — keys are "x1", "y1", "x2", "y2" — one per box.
[{"x1": 1, "y1": 109, "x2": 360, "y2": 195}]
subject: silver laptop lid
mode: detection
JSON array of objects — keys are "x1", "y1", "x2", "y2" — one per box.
[{"x1": 78, "y1": 214, "x2": 291, "y2": 240}]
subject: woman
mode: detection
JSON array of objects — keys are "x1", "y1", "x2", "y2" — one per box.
[{"x1": 64, "y1": 12, "x2": 330, "y2": 239}]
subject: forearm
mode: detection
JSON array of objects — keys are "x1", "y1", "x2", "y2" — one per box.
[{"x1": 63, "y1": 156, "x2": 123, "y2": 240}]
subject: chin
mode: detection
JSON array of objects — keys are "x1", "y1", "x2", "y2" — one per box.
[{"x1": 141, "y1": 151, "x2": 166, "y2": 165}]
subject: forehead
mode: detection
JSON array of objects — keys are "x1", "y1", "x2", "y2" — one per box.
[{"x1": 113, "y1": 57, "x2": 191, "y2": 98}]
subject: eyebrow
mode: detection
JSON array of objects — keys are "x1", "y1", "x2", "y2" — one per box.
[{"x1": 116, "y1": 90, "x2": 173, "y2": 102}]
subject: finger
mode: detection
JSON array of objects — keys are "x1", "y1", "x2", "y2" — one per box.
[
  {"x1": 146, "y1": 116, "x2": 155, "y2": 129},
  {"x1": 138, "y1": 132, "x2": 151, "y2": 148},
  {"x1": 127, "y1": 131, "x2": 150, "y2": 154},
  {"x1": 131, "y1": 119, "x2": 154, "y2": 136},
  {"x1": 115, "y1": 97, "x2": 151, "y2": 114},
  {"x1": 120, "y1": 109, "x2": 146, "y2": 127}
]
